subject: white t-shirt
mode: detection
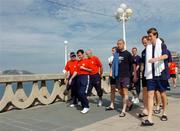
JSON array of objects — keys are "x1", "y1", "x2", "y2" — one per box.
[{"x1": 108, "y1": 56, "x2": 114, "y2": 64}]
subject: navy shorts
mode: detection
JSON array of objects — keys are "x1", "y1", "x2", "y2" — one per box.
[
  {"x1": 142, "y1": 77, "x2": 147, "y2": 87},
  {"x1": 116, "y1": 77, "x2": 130, "y2": 89},
  {"x1": 147, "y1": 79, "x2": 170, "y2": 92},
  {"x1": 170, "y1": 74, "x2": 176, "y2": 78}
]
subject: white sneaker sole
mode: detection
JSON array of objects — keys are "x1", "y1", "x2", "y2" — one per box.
[{"x1": 81, "y1": 109, "x2": 90, "y2": 114}]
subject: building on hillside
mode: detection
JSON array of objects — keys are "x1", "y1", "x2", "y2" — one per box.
[{"x1": 171, "y1": 51, "x2": 180, "y2": 74}]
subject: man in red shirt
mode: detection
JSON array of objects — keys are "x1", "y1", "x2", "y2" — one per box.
[
  {"x1": 86, "y1": 49, "x2": 103, "y2": 106},
  {"x1": 69, "y1": 49, "x2": 92, "y2": 114},
  {"x1": 64, "y1": 52, "x2": 78, "y2": 107},
  {"x1": 169, "y1": 61, "x2": 177, "y2": 88}
]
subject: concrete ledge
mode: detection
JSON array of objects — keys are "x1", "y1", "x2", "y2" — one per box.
[{"x1": 0, "y1": 74, "x2": 65, "y2": 83}]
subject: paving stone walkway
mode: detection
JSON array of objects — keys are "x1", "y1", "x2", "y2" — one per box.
[{"x1": 0, "y1": 82, "x2": 179, "y2": 131}]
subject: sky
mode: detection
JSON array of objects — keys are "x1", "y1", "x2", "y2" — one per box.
[{"x1": 0, "y1": 0, "x2": 180, "y2": 73}]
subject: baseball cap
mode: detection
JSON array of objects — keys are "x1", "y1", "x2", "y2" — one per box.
[{"x1": 70, "y1": 52, "x2": 76, "y2": 57}]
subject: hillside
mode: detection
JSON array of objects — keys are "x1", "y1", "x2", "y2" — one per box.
[{"x1": 1, "y1": 70, "x2": 33, "y2": 75}]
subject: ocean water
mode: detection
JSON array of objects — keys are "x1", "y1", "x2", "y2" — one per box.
[{"x1": 0, "y1": 80, "x2": 54, "y2": 99}]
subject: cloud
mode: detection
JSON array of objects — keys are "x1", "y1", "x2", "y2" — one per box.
[
  {"x1": 0, "y1": 0, "x2": 180, "y2": 73},
  {"x1": 0, "y1": 0, "x2": 34, "y2": 14}
]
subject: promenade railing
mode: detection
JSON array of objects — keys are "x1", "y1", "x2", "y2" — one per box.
[{"x1": 0, "y1": 74, "x2": 110, "y2": 112}]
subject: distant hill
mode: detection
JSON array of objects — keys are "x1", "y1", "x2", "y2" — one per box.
[{"x1": 1, "y1": 70, "x2": 33, "y2": 75}]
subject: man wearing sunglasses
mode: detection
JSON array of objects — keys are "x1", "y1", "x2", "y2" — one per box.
[{"x1": 64, "y1": 52, "x2": 78, "y2": 107}]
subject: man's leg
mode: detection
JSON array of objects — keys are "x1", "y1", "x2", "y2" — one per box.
[
  {"x1": 119, "y1": 77, "x2": 133, "y2": 117},
  {"x1": 72, "y1": 77, "x2": 78, "y2": 103},
  {"x1": 172, "y1": 75, "x2": 177, "y2": 88},
  {"x1": 106, "y1": 85, "x2": 116, "y2": 110},
  {"x1": 158, "y1": 80, "x2": 169, "y2": 121},
  {"x1": 129, "y1": 76, "x2": 136, "y2": 102},
  {"x1": 142, "y1": 87, "x2": 148, "y2": 114},
  {"x1": 78, "y1": 75, "x2": 90, "y2": 114},
  {"x1": 94, "y1": 74, "x2": 103, "y2": 106},
  {"x1": 119, "y1": 88, "x2": 124, "y2": 96},
  {"x1": 119, "y1": 87, "x2": 133, "y2": 117},
  {"x1": 142, "y1": 79, "x2": 158, "y2": 125},
  {"x1": 87, "y1": 75, "x2": 94, "y2": 96},
  {"x1": 136, "y1": 79, "x2": 141, "y2": 97},
  {"x1": 133, "y1": 79, "x2": 140, "y2": 104},
  {"x1": 121, "y1": 87, "x2": 128, "y2": 113},
  {"x1": 118, "y1": 88, "x2": 126, "y2": 116},
  {"x1": 154, "y1": 90, "x2": 161, "y2": 114},
  {"x1": 160, "y1": 91, "x2": 167, "y2": 116},
  {"x1": 147, "y1": 90, "x2": 155, "y2": 123},
  {"x1": 110, "y1": 85, "x2": 116, "y2": 108},
  {"x1": 106, "y1": 77, "x2": 116, "y2": 110}
]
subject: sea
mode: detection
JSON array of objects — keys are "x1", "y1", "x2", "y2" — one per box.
[{"x1": 0, "y1": 80, "x2": 54, "y2": 99}]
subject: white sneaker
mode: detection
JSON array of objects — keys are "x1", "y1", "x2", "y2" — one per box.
[
  {"x1": 98, "y1": 100, "x2": 103, "y2": 107},
  {"x1": 133, "y1": 98, "x2": 139, "y2": 104},
  {"x1": 81, "y1": 108, "x2": 90, "y2": 114},
  {"x1": 131, "y1": 96, "x2": 135, "y2": 102},
  {"x1": 70, "y1": 104, "x2": 75, "y2": 107}
]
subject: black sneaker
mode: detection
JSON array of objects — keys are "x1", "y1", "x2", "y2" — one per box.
[{"x1": 141, "y1": 120, "x2": 154, "y2": 126}]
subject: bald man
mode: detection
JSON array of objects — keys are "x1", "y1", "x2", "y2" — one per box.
[{"x1": 86, "y1": 49, "x2": 103, "y2": 106}]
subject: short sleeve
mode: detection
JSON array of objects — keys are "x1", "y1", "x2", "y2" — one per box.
[
  {"x1": 141, "y1": 49, "x2": 146, "y2": 64},
  {"x1": 162, "y1": 43, "x2": 168, "y2": 55},
  {"x1": 128, "y1": 52, "x2": 134, "y2": 65},
  {"x1": 138, "y1": 56, "x2": 142, "y2": 65},
  {"x1": 95, "y1": 57, "x2": 102, "y2": 67},
  {"x1": 64, "y1": 62, "x2": 69, "y2": 71},
  {"x1": 167, "y1": 49, "x2": 172, "y2": 62},
  {"x1": 108, "y1": 56, "x2": 113, "y2": 64},
  {"x1": 73, "y1": 61, "x2": 78, "y2": 72}
]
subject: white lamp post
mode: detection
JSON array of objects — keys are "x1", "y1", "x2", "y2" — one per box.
[
  {"x1": 115, "y1": 3, "x2": 133, "y2": 50},
  {"x1": 64, "y1": 40, "x2": 68, "y2": 66}
]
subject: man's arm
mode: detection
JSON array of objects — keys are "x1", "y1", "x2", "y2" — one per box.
[
  {"x1": 99, "y1": 67, "x2": 103, "y2": 78},
  {"x1": 64, "y1": 71, "x2": 70, "y2": 85},
  {"x1": 80, "y1": 66, "x2": 92, "y2": 72},
  {"x1": 133, "y1": 64, "x2": 138, "y2": 82},
  {"x1": 141, "y1": 63, "x2": 144, "y2": 72},
  {"x1": 64, "y1": 63, "x2": 70, "y2": 84},
  {"x1": 64, "y1": 71, "x2": 70, "y2": 79},
  {"x1": 149, "y1": 43, "x2": 168, "y2": 63},
  {"x1": 95, "y1": 56, "x2": 103, "y2": 76},
  {"x1": 149, "y1": 54, "x2": 168, "y2": 63},
  {"x1": 129, "y1": 53, "x2": 137, "y2": 82},
  {"x1": 69, "y1": 71, "x2": 78, "y2": 85}
]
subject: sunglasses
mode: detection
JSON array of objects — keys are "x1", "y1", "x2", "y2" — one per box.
[{"x1": 70, "y1": 55, "x2": 76, "y2": 58}]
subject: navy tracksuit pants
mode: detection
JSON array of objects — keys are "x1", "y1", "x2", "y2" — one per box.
[
  {"x1": 77, "y1": 75, "x2": 90, "y2": 108},
  {"x1": 68, "y1": 76, "x2": 78, "y2": 104},
  {"x1": 88, "y1": 73, "x2": 103, "y2": 97}
]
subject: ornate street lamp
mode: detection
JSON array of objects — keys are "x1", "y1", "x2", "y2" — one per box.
[
  {"x1": 115, "y1": 3, "x2": 133, "y2": 49},
  {"x1": 64, "y1": 40, "x2": 68, "y2": 66}
]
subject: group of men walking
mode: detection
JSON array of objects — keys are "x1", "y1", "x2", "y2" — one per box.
[
  {"x1": 64, "y1": 49, "x2": 103, "y2": 114},
  {"x1": 64, "y1": 27, "x2": 177, "y2": 126}
]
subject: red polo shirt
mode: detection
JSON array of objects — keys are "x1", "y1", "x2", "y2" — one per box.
[
  {"x1": 65, "y1": 60, "x2": 78, "y2": 75},
  {"x1": 169, "y1": 62, "x2": 177, "y2": 75},
  {"x1": 76, "y1": 58, "x2": 92, "y2": 75},
  {"x1": 88, "y1": 56, "x2": 102, "y2": 75}
]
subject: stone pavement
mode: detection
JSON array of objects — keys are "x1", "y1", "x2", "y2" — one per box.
[
  {"x1": 74, "y1": 97, "x2": 180, "y2": 131},
  {"x1": 0, "y1": 82, "x2": 179, "y2": 131}
]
